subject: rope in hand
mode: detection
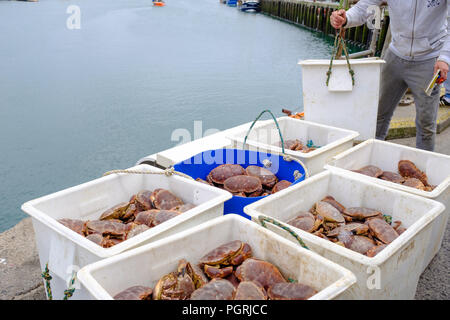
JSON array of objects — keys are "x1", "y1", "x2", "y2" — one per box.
[
  {"x1": 258, "y1": 215, "x2": 309, "y2": 250},
  {"x1": 103, "y1": 167, "x2": 194, "y2": 180},
  {"x1": 326, "y1": 0, "x2": 355, "y2": 87}
]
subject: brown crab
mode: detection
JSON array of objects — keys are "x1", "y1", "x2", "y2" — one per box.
[
  {"x1": 153, "y1": 259, "x2": 196, "y2": 300},
  {"x1": 126, "y1": 223, "x2": 150, "y2": 239},
  {"x1": 235, "y1": 258, "x2": 286, "y2": 290},
  {"x1": 398, "y1": 160, "x2": 429, "y2": 186},
  {"x1": 245, "y1": 165, "x2": 278, "y2": 189},
  {"x1": 321, "y1": 196, "x2": 346, "y2": 213},
  {"x1": 190, "y1": 279, "x2": 236, "y2": 300},
  {"x1": 313, "y1": 201, "x2": 345, "y2": 224},
  {"x1": 379, "y1": 171, "x2": 405, "y2": 184},
  {"x1": 134, "y1": 209, "x2": 179, "y2": 228},
  {"x1": 366, "y1": 244, "x2": 387, "y2": 257},
  {"x1": 353, "y1": 165, "x2": 383, "y2": 178},
  {"x1": 85, "y1": 220, "x2": 130, "y2": 240},
  {"x1": 58, "y1": 218, "x2": 87, "y2": 236},
  {"x1": 326, "y1": 222, "x2": 369, "y2": 237},
  {"x1": 367, "y1": 218, "x2": 399, "y2": 244},
  {"x1": 198, "y1": 240, "x2": 252, "y2": 279},
  {"x1": 135, "y1": 190, "x2": 154, "y2": 211},
  {"x1": 342, "y1": 207, "x2": 382, "y2": 221},
  {"x1": 223, "y1": 175, "x2": 262, "y2": 197},
  {"x1": 234, "y1": 281, "x2": 267, "y2": 300},
  {"x1": 287, "y1": 212, "x2": 322, "y2": 233},
  {"x1": 272, "y1": 180, "x2": 292, "y2": 193},
  {"x1": 337, "y1": 230, "x2": 375, "y2": 255},
  {"x1": 207, "y1": 164, "x2": 246, "y2": 185},
  {"x1": 114, "y1": 286, "x2": 153, "y2": 300},
  {"x1": 403, "y1": 178, "x2": 426, "y2": 190},
  {"x1": 267, "y1": 282, "x2": 317, "y2": 300},
  {"x1": 150, "y1": 189, "x2": 184, "y2": 210},
  {"x1": 99, "y1": 202, "x2": 130, "y2": 221}
]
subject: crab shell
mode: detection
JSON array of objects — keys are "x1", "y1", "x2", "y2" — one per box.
[
  {"x1": 58, "y1": 218, "x2": 87, "y2": 236},
  {"x1": 234, "y1": 281, "x2": 267, "y2": 300},
  {"x1": 190, "y1": 279, "x2": 235, "y2": 300},
  {"x1": 287, "y1": 212, "x2": 320, "y2": 233},
  {"x1": 126, "y1": 224, "x2": 150, "y2": 239},
  {"x1": 153, "y1": 260, "x2": 195, "y2": 300},
  {"x1": 267, "y1": 282, "x2": 317, "y2": 300},
  {"x1": 135, "y1": 190, "x2": 154, "y2": 211},
  {"x1": 314, "y1": 201, "x2": 345, "y2": 223},
  {"x1": 235, "y1": 258, "x2": 286, "y2": 290},
  {"x1": 367, "y1": 218, "x2": 399, "y2": 244},
  {"x1": 354, "y1": 165, "x2": 383, "y2": 178},
  {"x1": 326, "y1": 222, "x2": 369, "y2": 237},
  {"x1": 398, "y1": 160, "x2": 429, "y2": 186},
  {"x1": 223, "y1": 175, "x2": 262, "y2": 194},
  {"x1": 135, "y1": 209, "x2": 179, "y2": 228},
  {"x1": 245, "y1": 165, "x2": 278, "y2": 188},
  {"x1": 186, "y1": 262, "x2": 209, "y2": 289},
  {"x1": 343, "y1": 207, "x2": 382, "y2": 221},
  {"x1": 321, "y1": 196, "x2": 346, "y2": 213},
  {"x1": 272, "y1": 180, "x2": 292, "y2": 193},
  {"x1": 281, "y1": 139, "x2": 303, "y2": 151},
  {"x1": 366, "y1": 244, "x2": 387, "y2": 257},
  {"x1": 85, "y1": 220, "x2": 130, "y2": 239},
  {"x1": 337, "y1": 230, "x2": 375, "y2": 255},
  {"x1": 403, "y1": 178, "x2": 426, "y2": 190},
  {"x1": 99, "y1": 202, "x2": 129, "y2": 221},
  {"x1": 150, "y1": 189, "x2": 184, "y2": 210},
  {"x1": 198, "y1": 240, "x2": 252, "y2": 267},
  {"x1": 208, "y1": 164, "x2": 246, "y2": 185},
  {"x1": 114, "y1": 286, "x2": 153, "y2": 300},
  {"x1": 204, "y1": 265, "x2": 233, "y2": 279},
  {"x1": 379, "y1": 171, "x2": 405, "y2": 184}
]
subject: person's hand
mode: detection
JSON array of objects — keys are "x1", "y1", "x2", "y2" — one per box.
[
  {"x1": 330, "y1": 9, "x2": 347, "y2": 29},
  {"x1": 434, "y1": 60, "x2": 449, "y2": 82}
]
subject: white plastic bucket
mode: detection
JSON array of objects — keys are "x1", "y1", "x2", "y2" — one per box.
[
  {"x1": 244, "y1": 170, "x2": 444, "y2": 299},
  {"x1": 77, "y1": 214, "x2": 356, "y2": 300},
  {"x1": 21, "y1": 164, "x2": 232, "y2": 300},
  {"x1": 298, "y1": 58, "x2": 385, "y2": 141},
  {"x1": 325, "y1": 139, "x2": 450, "y2": 272},
  {"x1": 227, "y1": 116, "x2": 359, "y2": 175}
]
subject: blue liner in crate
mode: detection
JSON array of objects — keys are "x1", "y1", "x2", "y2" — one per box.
[{"x1": 174, "y1": 148, "x2": 306, "y2": 219}]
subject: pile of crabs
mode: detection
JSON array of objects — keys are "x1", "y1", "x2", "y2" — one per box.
[
  {"x1": 58, "y1": 189, "x2": 195, "y2": 248},
  {"x1": 287, "y1": 195, "x2": 406, "y2": 257},
  {"x1": 280, "y1": 139, "x2": 316, "y2": 153},
  {"x1": 114, "y1": 240, "x2": 317, "y2": 300},
  {"x1": 353, "y1": 160, "x2": 435, "y2": 192},
  {"x1": 196, "y1": 164, "x2": 292, "y2": 197}
]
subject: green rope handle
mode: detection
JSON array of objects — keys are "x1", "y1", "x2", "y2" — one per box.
[
  {"x1": 326, "y1": 0, "x2": 355, "y2": 87},
  {"x1": 103, "y1": 167, "x2": 194, "y2": 180},
  {"x1": 243, "y1": 109, "x2": 286, "y2": 154},
  {"x1": 41, "y1": 263, "x2": 53, "y2": 300},
  {"x1": 243, "y1": 110, "x2": 310, "y2": 179},
  {"x1": 63, "y1": 272, "x2": 77, "y2": 300},
  {"x1": 258, "y1": 215, "x2": 309, "y2": 250}
]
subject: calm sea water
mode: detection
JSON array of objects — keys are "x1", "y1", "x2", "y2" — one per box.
[{"x1": 0, "y1": 0, "x2": 346, "y2": 232}]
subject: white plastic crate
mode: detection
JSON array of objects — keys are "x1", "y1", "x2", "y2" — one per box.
[
  {"x1": 21, "y1": 164, "x2": 232, "y2": 300},
  {"x1": 227, "y1": 116, "x2": 359, "y2": 176},
  {"x1": 325, "y1": 139, "x2": 450, "y2": 272},
  {"x1": 298, "y1": 58, "x2": 385, "y2": 141},
  {"x1": 77, "y1": 214, "x2": 356, "y2": 300},
  {"x1": 244, "y1": 170, "x2": 444, "y2": 299}
]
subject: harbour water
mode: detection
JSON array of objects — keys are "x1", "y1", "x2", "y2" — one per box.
[{"x1": 0, "y1": 0, "x2": 341, "y2": 232}]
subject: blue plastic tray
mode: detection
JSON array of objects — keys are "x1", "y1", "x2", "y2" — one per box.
[{"x1": 174, "y1": 149, "x2": 306, "y2": 219}]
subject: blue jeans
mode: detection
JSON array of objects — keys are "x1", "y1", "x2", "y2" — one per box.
[{"x1": 376, "y1": 49, "x2": 440, "y2": 151}]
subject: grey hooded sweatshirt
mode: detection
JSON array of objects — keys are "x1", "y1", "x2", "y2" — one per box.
[{"x1": 345, "y1": 0, "x2": 450, "y2": 65}]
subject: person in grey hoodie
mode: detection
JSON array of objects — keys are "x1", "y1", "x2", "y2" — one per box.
[{"x1": 331, "y1": 0, "x2": 449, "y2": 151}]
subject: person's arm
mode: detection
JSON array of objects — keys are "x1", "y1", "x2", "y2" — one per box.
[
  {"x1": 345, "y1": 0, "x2": 385, "y2": 28},
  {"x1": 331, "y1": 0, "x2": 384, "y2": 29},
  {"x1": 436, "y1": 2, "x2": 450, "y2": 81}
]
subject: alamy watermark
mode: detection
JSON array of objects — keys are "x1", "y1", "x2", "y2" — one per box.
[{"x1": 66, "y1": 5, "x2": 81, "y2": 30}]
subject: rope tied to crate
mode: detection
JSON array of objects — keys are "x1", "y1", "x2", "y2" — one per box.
[
  {"x1": 258, "y1": 215, "x2": 309, "y2": 250},
  {"x1": 63, "y1": 272, "x2": 77, "y2": 300},
  {"x1": 102, "y1": 167, "x2": 194, "y2": 180},
  {"x1": 326, "y1": 0, "x2": 355, "y2": 87},
  {"x1": 243, "y1": 109, "x2": 310, "y2": 180},
  {"x1": 41, "y1": 263, "x2": 53, "y2": 300}
]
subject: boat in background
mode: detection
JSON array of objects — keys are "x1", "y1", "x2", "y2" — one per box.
[
  {"x1": 240, "y1": 0, "x2": 261, "y2": 12},
  {"x1": 227, "y1": 0, "x2": 238, "y2": 7},
  {"x1": 153, "y1": 0, "x2": 165, "y2": 6}
]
